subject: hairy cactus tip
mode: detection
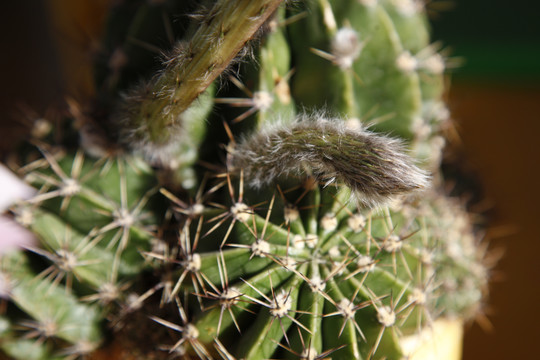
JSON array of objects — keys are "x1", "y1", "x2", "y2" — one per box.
[{"x1": 228, "y1": 114, "x2": 430, "y2": 207}]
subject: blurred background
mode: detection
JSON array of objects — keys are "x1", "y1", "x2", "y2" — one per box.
[
  {"x1": 1, "y1": 1, "x2": 539, "y2": 359},
  {"x1": 431, "y1": 0, "x2": 540, "y2": 358}
]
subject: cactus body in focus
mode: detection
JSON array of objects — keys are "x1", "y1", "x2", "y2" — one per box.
[
  {"x1": 171, "y1": 183, "x2": 484, "y2": 359},
  {"x1": 0, "y1": 0, "x2": 488, "y2": 359}
]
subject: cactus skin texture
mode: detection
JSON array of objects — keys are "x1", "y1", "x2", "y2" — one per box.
[{"x1": 0, "y1": 0, "x2": 488, "y2": 359}]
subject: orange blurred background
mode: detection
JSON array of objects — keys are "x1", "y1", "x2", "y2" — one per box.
[
  {"x1": 1, "y1": 1, "x2": 539, "y2": 359},
  {"x1": 447, "y1": 81, "x2": 540, "y2": 359}
]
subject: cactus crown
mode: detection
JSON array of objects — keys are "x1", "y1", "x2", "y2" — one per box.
[{"x1": 0, "y1": 1, "x2": 488, "y2": 359}]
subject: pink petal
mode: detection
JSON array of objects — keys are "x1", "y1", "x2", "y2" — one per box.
[
  {"x1": 0, "y1": 163, "x2": 36, "y2": 211},
  {"x1": 0, "y1": 216, "x2": 36, "y2": 254}
]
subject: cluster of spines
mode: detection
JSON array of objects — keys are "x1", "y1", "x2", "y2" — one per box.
[{"x1": 139, "y1": 171, "x2": 486, "y2": 360}]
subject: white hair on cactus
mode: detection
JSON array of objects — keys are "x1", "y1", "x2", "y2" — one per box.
[
  {"x1": 356, "y1": 254, "x2": 376, "y2": 272},
  {"x1": 391, "y1": 0, "x2": 424, "y2": 17},
  {"x1": 421, "y1": 53, "x2": 445, "y2": 74},
  {"x1": 348, "y1": 213, "x2": 366, "y2": 232},
  {"x1": 229, "y1": 114, "x2": 429, "y2": 207},
  {"x1": 270, "y1": 290, "x2": 293, "y2": 318},
  {"x1": 251, "y1": 238, "x2": 271, "y2": 257},
  {"x1": 331, "y1": 27, "x2": 363, "y2": 69},
  {"x1": 301, "y1": 347, "x2": 319, "y2": 360},
  {"x1": 396, "y1": 51, "x2": 418, "y2": 73},
  {"x1": 320, "y1": 212, "x2": 338, "y2": 231},
  {"x1": 376, "y1": 305, "x2": 396, "y2": 327},
  {"x1": 284, "y1": 204, "x2": 300, "y2": 223}
]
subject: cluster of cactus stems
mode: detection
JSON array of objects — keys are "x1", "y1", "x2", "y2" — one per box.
[{"x1": 0, "y1": 0, "x2": 489, "y2": 359}]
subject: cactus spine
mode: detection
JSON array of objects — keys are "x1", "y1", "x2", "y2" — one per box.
[{"x1": 0, "y1": 0, "x2": 488, "y2": 359}]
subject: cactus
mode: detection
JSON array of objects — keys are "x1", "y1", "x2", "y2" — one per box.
[
  {"x1": 0, "y1": 147, "x2": 162, "y2": 359},
  {"x1": 0, "y1": 0, "x2": 488, "y2": 359}
]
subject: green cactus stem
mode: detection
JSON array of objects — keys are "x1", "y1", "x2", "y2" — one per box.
[
  {"x1": 287, "y1": 0, "x2": 440, "y2": 141},
  {"x1": 114, "y1": 0, "x2": 284, "y2": 157}
]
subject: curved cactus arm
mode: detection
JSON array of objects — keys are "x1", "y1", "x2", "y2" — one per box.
[
  {"x1": 216, "y1": 5, "x2": 296, "y2": 127},
  {"x1": 229, "y1": 115, "x2": 429, "y2": 207},
  {"x1": 114, "y1": 0, "x2": 285, "y2": 155}
]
